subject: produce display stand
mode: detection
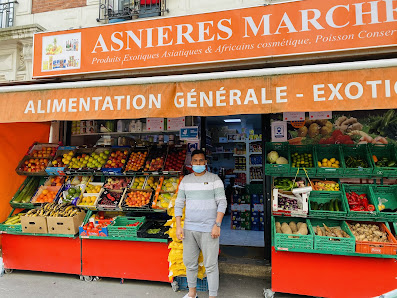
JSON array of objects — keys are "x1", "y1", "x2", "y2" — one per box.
[
  {"x1": 265, "y1": 142, "x2": 397, "y2": 298},
  {"x1": 2, "y1": 233, "x2": 81, "y2": 275}
]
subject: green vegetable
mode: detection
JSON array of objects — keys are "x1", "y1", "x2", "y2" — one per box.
[
  {"x1": 334, "y1": 199, "x2": 339, "y2": 212},
  {"x1": 276, "y1": 157, "x2": 288, "y2": 165}
]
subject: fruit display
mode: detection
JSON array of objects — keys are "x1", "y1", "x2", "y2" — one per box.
[
  {"x1": 12, "y1": 177, "x2": 41, "y2": 204},
  {"x1": 347, "y1": 222, "x2": 390, "y2": 242},
  {"x1": 103, "y1": 177, "x2": 131, "y2": 190},
  {"x1": 291, "y1": 152, "x2": 314, "y2": 168},
  {"x1": 130, "y1": 176, "x2": 147, "y2": 190},
  {"x1": 346, "y1": 191, "x2": 375, "y2": 212},
  {"x1": 310, "y1": 199, "x2": 342, "y2": 211},
  {"x1": 25, "y1": 203, "x2": 82, "y2": 217},
  {"x1": 51, "y1": 150, "x2": 75, "y2": 167},
  {"x1": 78, "y1": 195, "x2": 97, "y2": 206},
  {"x1": 97, "y1": 189, "x2": 123, "y2": 208},
  {"x1": 267, "y1": 151, "x2": 288, "y2": 165},
  {"x1": 372, "y1": 155, "x2": 396, "y2": 167},
  {"x1": 103, "y1": 149, "x2": 129, "y2": 169},
  {"x1": 85, "y1": 182, "x2": 102, "y2": 194},
  {"x1": 67, "y1": 152, "x2": 91, "y2": 169},
  {"x1": 145, "y1": 176, "x2": 161, "y2": 190},
  {"x1": 161, "y1": 177, "x2": 180, "y2": 192},
  {"x1": 71, "y1": 176, "x2": 91, "y2": 185},
  {"x1": 82, "y1": 220, "x2": 111, "y2": 233},
  {"x1": 19, "y1": 158, "x2": 50, "y2": 173},
  {"x1": 275, "y1": 220, "x2": 308, "y2": 235},
  {"x1": 156, "y1": 193, "x2": 173, "y2": 209},
  {"x1": 164, "y1": 147, "x2": 187, "y2": 171},
  {"x1": 62, "y1": 185, "x2": 83, "y2": 204},
  {"x1": 30, "y1": 146, "x2": 57, "y2": 158},
  {"x1": 345, "y1": 156, "x2": 369, "y2": 168},
  {"x1": 3, "y1": 212, "x2": 25, "y2": 226},
  {"x1": 32, "y1": 186, "x2": 60, "y2": 203},
  {"x1": 144, "y1": 146, "x2": 167, "y2": 171},
  {"x1": 123, "y1": 190, "x2": 152, "y2": 207},
  {"x1": 312, "y1": 180, "x2": 340, "y2": 191},
  {"x1": 125, "y1": 151, "x2": 148, "y2": 172},
  {"x1": 318, "y1": 158, "x2": 340, "y2": 168},
  {"x1": 313, "y1": 223, "x2": 350, "y2": 238},
  {"x1": 46, "y1": 176, "x2": 66, "y2": 187},
  {"x1": 86, "y1": 150, "x2": 110, "y2": 169}
]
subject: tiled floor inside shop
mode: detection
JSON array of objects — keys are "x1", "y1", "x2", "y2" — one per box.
[{"x1": 220, "y1": 215, "x2": 264, "y2": 247}]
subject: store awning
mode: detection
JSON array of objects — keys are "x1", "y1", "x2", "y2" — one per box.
[{"x1": 1, "y1": 59, "x2": 397, "y2": 123}]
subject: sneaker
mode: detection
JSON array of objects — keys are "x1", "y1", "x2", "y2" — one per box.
[{"x1": 182, "y1": 294, "x2": 198, "y2": 298}]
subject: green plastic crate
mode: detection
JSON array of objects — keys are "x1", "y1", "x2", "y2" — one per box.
[
  {"x1": 289, "y1": 145, "x2": 317, "y2": 176},
  {"x1": 272, "y1": 217, "x2": 314, "y2": 250},
  {"x1": 342, "y1": 184, "x2": 378, "y2": 219},
  {"x1": 108, "y1": 216, "x2": 146, "y2": 238},
  {"x1": 369, "y1": 144, "x2": 397, "y2": 178},
  {"x1": 309, "y1": 191, "x2": 348, "y2": 218},
  {"x1": 9, "y1": 176, "x2": 47, "y2": 209},
  {"x1": 370, "y1": 185, "x2": 397, "y2": 221},
  {"x1": 342, "y1": 144, "x2": 373, "y2": 176},
  {"x1": 265, "y1": 142, "x2": 290, "y2": 175},
  {"x1": 315, "y1": 144, "x2": 345, "y2": 177},
  {"x1": 0, "y1": 209, "x2": 23, "y2": 233},
  {"x1": 393, "y1": 222, "x2": 397, "y2": 238},
  {"x1": 310, "y1": 219, "x2": 355, "y2": 253}
]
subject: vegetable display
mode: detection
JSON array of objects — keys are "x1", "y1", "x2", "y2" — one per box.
[
  {"x1": 311, "y1": 199, "x2": 342, "y2": 212},
  {"x1": 314, "y1": 223, "x2": 350, "y2": 238},
  {"x1": 346, "y1": 192, "x2": 375, "y2": 212},
  {"x1": 318, "y1": 157, "x2": 340, "y2": 169},
  {"x1": 12, "y1": 178, "x2": 40, "y2": 203},
  {"x1": 345, "y1": 156, "x2": 369, "y2": 168},
  {"x1": 312, "y1": 180, "x2": 339, "y2": 191},
  {"x1": 276, "y1": 221, "x2": 308, "y2": 236},
  {"x1": 347, "y1": 222, "x2": 390, "y2": 242},
  {"x1": 373, "y1": 155, "x2": 396, "y2": 167}
]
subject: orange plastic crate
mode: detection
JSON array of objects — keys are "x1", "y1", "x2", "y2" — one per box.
[{"x1": 354, "y1": 223, "x2": 397, "y2": 255}]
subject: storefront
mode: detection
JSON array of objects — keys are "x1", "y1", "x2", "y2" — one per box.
[{"x1": 1, "y1": 1, "x2": 397, "y2": 297}]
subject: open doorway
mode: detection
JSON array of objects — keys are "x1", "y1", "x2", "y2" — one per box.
[{"x1": 205, "y1": 115, "x2": 264, "y2": 248}]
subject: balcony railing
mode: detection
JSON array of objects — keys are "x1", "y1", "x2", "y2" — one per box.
[
  {"x1": 0, "y1": 1, "x2": 17, "y2": 29},
  {"x1": 97, "y1": 0, "x2": 167, "y2": 22}
]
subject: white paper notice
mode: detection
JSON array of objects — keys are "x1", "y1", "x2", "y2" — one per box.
[
  {"x1": 283, "y1": 112, "x2": 305, "y2": 121},
  {"x1": 309, "y1": 111, "x2": 332, "y2": 120},
  {"x1": 146, "y1": 118, "x2": 164, "y2": 131},
  {"x1": 167, "y1": 117, "x2": 185, "y2": 131}
]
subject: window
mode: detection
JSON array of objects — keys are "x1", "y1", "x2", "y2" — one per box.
[{"x1": 0, "y1": 0, "x2": 16, "y2": 29}]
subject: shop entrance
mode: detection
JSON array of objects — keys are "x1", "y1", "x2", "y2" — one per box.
[{"x1": 205, "y1": 115, "x2": 265, "y2": 248}]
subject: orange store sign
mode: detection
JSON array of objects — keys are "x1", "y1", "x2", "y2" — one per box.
[
  {"x1": 33, "y1": 0, "x2": 397, "y2": 78},
  {"x1": 2, "y1": 66, "x2": 397, "y2": 123}
]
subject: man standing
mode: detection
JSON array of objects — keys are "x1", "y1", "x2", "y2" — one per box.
[{"x1": 175, "y1": 149, "x2": 227, "y2": 298}]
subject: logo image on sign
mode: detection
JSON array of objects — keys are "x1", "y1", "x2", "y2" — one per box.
[{"x1": 180, "y1": 126, "x2": 198, "y2": 140}]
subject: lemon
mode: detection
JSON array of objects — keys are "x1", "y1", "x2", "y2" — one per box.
[
  {"x1": 330, "y1": 158, "x2": 336, "y2": 163},
  {"x1": 322, "y1": 158, "x2": 328, "y2": 163}
]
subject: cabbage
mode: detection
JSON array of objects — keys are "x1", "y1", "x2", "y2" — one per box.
[
  {"x1": 267, "y1": 151, "x2": 279, "y2": 164},
  {"x1": 276, "y1": 157, "x2": 288, "y2": 165}
]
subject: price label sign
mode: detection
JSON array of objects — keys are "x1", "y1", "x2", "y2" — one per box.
[
  {"x1": 309, "y1": 111, "x2": 332, "y2": 120},
  {"x1": 167, "y1": 117, "x2": 185, "y2": 131},
  {"x1": 283, "y1": 112, "x2": 305, "y2": 121},
  {"x1": 146, "y1": 118, "x2": 164, "y2": 131}
]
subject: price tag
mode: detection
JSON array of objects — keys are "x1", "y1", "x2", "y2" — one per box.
[
  {"x1": 309, "y1": 111, "x2": 332, "y2": 120},
  {"x1": 283, "y1": 112, "x2": 305, "y2": 121}
]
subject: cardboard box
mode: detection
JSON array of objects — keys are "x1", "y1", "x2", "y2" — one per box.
[
  {"x1": 47, "y1": 211, "x2": 86, "y2": 235},
  {"x1": 21, "y1": 215, "x2": 48, "y2": 234}
]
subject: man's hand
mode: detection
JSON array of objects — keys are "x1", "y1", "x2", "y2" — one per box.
[
  {"x1": 176, "y1": 226, "x2": 184, "y2": 240},
  {"x1": 211, "y1": 225, "x2": 221, "y2": 239}
]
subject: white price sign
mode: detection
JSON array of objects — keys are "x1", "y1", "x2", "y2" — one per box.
[
  {"x1": 309, "y1": 111, "x2": 332, "y2": 120},
  {"x1": 283, "y1": 112, "x2": 305, "y2": 121},
  {"x1": 146, "y1": 118, "x2": 164, "y2": 131}
]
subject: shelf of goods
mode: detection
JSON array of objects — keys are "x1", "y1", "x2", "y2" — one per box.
[
  {"x1": 1, "y1": 142, "x2": 186, "y2": 283},
  {"x1": 267, "y1": 142, "x2": 397, "y2": 298}
]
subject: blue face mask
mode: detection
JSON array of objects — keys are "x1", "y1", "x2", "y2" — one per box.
[{"x1": 192, "y1": 165, "x2": 206, "y2": 173}]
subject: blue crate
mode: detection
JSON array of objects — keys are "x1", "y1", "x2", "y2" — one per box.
[{"x1": 173, "y1": 276, "x2": 208, "y2": 292}]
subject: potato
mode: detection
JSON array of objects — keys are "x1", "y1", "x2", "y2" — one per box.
[
  {"x1": 289, "y1": 221, "x2": 298, "y2": 233},
  {"x1": 281, "y1": 222, "x2": 293, "y2": 234},
  {"x1": 296, "y1": 225, "x2": 308, "y2": 236},
  {"x1": 275, "y1": 222, "x2": 282, "y2": 233}
]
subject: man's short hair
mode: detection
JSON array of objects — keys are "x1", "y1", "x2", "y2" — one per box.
[{"x1": 191, "y1": 149, "x2": 206, "y2": 160}]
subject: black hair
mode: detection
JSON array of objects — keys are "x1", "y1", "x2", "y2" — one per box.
[{"x1": 191, "y1": 149, "x2": 206, "y2": 160}]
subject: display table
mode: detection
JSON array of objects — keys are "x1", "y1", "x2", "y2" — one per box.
[
  {"x1": 2, "y1": 233, "x2": 81, "y2": 275},
  {"x1": 271, "y1": 247, "x2": 397, "y2": 298},
  {"x1": 81, "y1": 237, "x2": 169, "y2": 282}
]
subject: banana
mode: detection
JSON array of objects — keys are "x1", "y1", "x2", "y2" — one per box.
[{"x1": 64, "y1": 206, "x2": 74, "y2": 213}]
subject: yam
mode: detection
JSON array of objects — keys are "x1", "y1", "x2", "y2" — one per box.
[
  {"x1": 289, "y1": 221, "x2": 298, "y2": 233},
  {"x1": 281, "y1": 222, "x2": 293, "y2": 234},
  {"x1": 316, "y1": 226, "x2": 323, "y2": 236}
]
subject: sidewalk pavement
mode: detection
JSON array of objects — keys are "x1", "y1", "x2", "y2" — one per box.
[{"x1": 0, "y1": 269, "x2": 304, "y2": 298}]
